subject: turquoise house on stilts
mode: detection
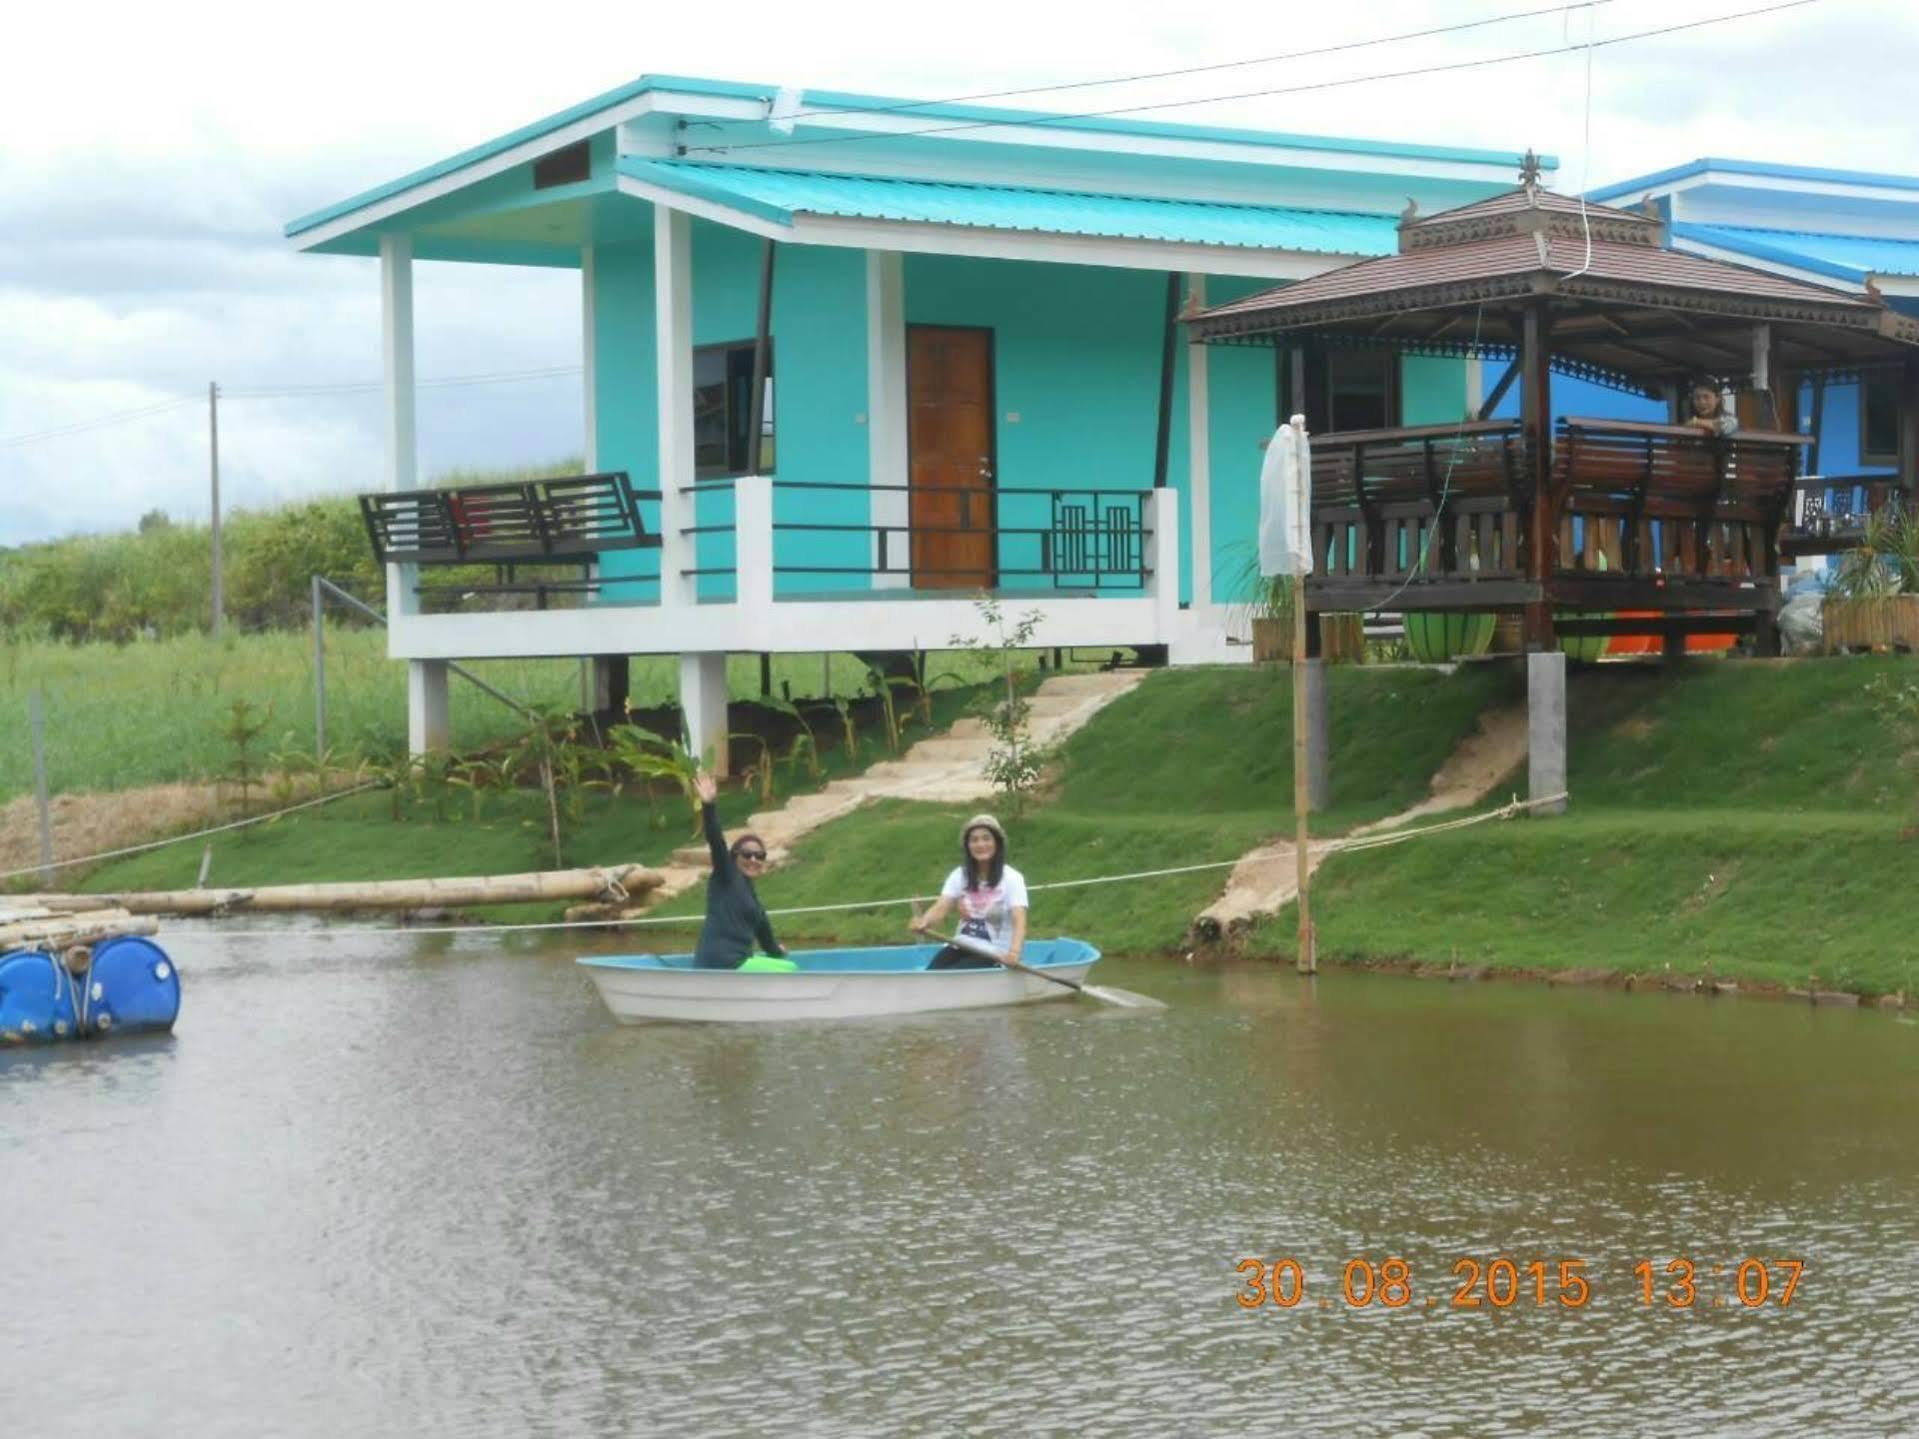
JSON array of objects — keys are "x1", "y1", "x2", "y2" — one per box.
[{"x1": 285, "y1": 75, "x2": 1545, "y2": 762}]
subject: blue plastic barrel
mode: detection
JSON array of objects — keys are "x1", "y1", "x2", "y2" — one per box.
[
  {"x1": 81, "y1": 936, "x2": 182, "y2": 1036},
  {"x1": 0, "y1": 950, "x2": 80, "y2": 1043}
]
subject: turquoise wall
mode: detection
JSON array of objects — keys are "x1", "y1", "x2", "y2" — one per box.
[
  {"x1": 1204, "y1": 277, "x2": 1280, "y2": 607},
  {"x1": 903, "y1": 255, "x2": 1186, "y2": 598},
  {"x1": 592, "y1": 240, "x2": 661, "y2": 601}
]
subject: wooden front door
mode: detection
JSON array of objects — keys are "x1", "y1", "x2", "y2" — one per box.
[{"x1": 907, "y1": 326, "x2": 996, "y2": 589}]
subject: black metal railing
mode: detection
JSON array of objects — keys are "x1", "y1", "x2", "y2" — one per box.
[{"x1": 767, "y1": 482, "x2": 1153, "y2": 591}]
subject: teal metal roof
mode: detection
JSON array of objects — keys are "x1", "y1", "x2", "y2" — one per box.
[
  {"x1": 620, "y1": 160, "x2": 1397, "y2": 255},
  {"x1": 1591, "y1": 157, "x2": 1919, "y2": 203},
  {"x1": 1674, "y1": 223, "x2": 1919, "y2": 280},
  {"x1": 287, "y1": 73, "x2": 1544, "y2": 241}
]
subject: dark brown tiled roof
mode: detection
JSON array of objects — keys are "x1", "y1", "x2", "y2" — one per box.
[{"x1": 1187, "y1": 185, "x2": 1918, "y2": 358}]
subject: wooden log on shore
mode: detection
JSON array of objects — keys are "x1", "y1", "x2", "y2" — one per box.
[
  {"x1": 0, "y1": 908, "x2": 158, "y2": 952},
  {"x1": 22, "y1": 864, "x2": 665, "y2": 917}
]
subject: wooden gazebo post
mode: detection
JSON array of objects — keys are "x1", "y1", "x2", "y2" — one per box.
[{"x1": 1521, "y1": 297, "x2": 1554, "y2": 650}]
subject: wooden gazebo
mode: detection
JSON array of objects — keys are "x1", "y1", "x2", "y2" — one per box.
[{"x1": 1186, "y1": 162, "x2": 1919, "y2": 653}]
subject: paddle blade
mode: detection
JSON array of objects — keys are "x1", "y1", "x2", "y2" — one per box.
[{"x1": 1081, "y1": 984, "x2": 1168, "y2": 1011}]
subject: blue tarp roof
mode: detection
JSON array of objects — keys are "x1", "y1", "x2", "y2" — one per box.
[
  {"x1": 1674, "y1": 222, "x2": 1919, "y2": 280},
  {"x1": 620, "y1": 160, "x2": 1397, "y2": 255}
]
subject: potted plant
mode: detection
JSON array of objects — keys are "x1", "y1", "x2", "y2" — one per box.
[
  {"x1": 1225, "y1": 549, "x2": 1297, "y2": 663},
  {"x1": 1825, "y1": 503, "x2": 1919, "y2": 654}
]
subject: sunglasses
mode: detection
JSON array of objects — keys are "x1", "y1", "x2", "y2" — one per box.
[{"x1": 735, "y1": 849, "x2": 768, "y2": 862}]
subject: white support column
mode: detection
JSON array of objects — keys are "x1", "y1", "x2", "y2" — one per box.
[
  {"x1": 1185, "y1": 274, "x2": 1211, "y2": 611},
  {"x1": 407, "y1": 659, "x2": 449, "y2": 756},
  {"x1": 1146, "y1": 487, "x2": 1181, "y2": 647},
  {"x1": 680, "y1": 652, "x2": 731, "y2": 777},
  {"x1": 655, "y1": 206, "x2": 696, "y2": 609},
  {"x1": 1527, "y1": 650, "x2": 1568, "y2": 816},
  {"x1": 380, "y1": 234, "x2": 419, "y2": 620},
  {"x1": 582, "y1": 245, "x2": 599, "y2": 472},
  {"x1": 735, "y1": 476, "x2": 774, "y2": 623},
  {"x1": 866, "y1": 249, "x2": 909, "y2": 590},
  {"x1": 1464, "y1": 356, "x2": 1485, "y2": 418}
]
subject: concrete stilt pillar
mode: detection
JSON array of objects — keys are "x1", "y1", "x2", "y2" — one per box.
[
  {"x1": 1300, "y1": 657, "x2": 1331, "y2": 811},
  {"x1": 407, "y1": 659, "x2": 450, "y2": 756},
  {"x1": 1527, "y1": 650, "x2": 1567, "y2": 815},
  {"x1": 591, "y1": 655, "x2": 630, "y2": 715},
  {"x1": 680, "y1": 652, "x2": 731, "y2": 777}
]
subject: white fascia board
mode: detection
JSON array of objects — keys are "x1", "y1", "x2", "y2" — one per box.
[
  {"x1": 1873, "y1": 274, "x2": 1919, "y2": 297},
  {"x1": 292, "y1": 95, "x2": 668, "y2": 252},
  {"x1": 790, "y1": 213, "x2": 1354, "y2": 278},
  {"x1": 388, "y1": 596, "x2": 1164, "y2": 659},
  {"x1": 1670, "y1": 234, "x2": 1867, "y2": 294},
  {"x1": 612, "y1": 174, "x2": 792, "y2": 241},
  {"x1": 758, "y1": 109, "x2": 1522, "y2": 187}
]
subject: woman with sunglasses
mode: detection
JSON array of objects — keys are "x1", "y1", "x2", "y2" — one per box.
[{"x1": 690, "y1": 771, "x2": 787, "y2": 970}]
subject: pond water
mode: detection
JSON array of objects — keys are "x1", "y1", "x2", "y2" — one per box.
[{"x1": 5, "y1": 930, "x2": 1917, "y2": 1437}]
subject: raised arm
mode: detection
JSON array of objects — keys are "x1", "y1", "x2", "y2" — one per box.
[{"x1": 695, "y1": 771, "x2": 730, "y2": 873}]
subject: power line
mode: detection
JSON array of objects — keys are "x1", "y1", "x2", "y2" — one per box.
[
  {"x1": 688, "y1": 0, "x2": 1825, "y2": 158},
  {"x1": 226, "y1": 364, "x2": 583, "y2": 399},
  {"x1": 2, "y1": 367, "x2": 584, "y2": 449},
  {"x1": 743, "y1": 0, "x2": 1625, "y2": 127},
  {"x1": 0, "y1": 397, "x2": 199, "y2": 451}
]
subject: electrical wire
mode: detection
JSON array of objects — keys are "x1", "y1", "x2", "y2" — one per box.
[
  {"x1": 688, "y1": 0, "x2": 1826, "y2": 157},
  {"x1": 0, "y1": 397, "x2": 198, "y2": 450},
  {"x1": 749, "y1": 0, "x2": 1625, "y2": 126}
]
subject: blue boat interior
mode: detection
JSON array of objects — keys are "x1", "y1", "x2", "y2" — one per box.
[{"x1": 578, "y1": 937, "x2": 1099, "y2": 975}]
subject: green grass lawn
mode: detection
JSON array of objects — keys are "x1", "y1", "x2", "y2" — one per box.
[
  {"x1": 1246, "y1": 656, "x2": 1919, "y2": 994},
  {"x1": 645, "y1": 664, "x2": 1512, "y2": 954},
  {"x1": 0, "y1": 628, "x2": 1040, "y2": 804}
]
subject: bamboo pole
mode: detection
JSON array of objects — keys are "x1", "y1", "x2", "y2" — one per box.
[
  {"x1": 1292, "y1": 571, "x2": 1316, "y2": 975},
  {"x1": 0, "y1": 909, "x2": 155, "y2": 951},
  {"x1": 23, "y1": 864, "x2": 665, "y2": 917}
]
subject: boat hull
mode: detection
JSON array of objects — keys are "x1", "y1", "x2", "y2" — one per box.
[{"x1": 577, "y1": 939, "x2": 1098, "y2": 1024}]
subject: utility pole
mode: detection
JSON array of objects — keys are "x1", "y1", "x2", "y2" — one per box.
[{"x1": 209, "y1": 381, "x2": 224, "y2": 638}]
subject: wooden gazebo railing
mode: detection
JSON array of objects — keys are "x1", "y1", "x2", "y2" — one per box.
[{"x1": 1305, "y1": 418, "x2": 1809, "y2": 613}]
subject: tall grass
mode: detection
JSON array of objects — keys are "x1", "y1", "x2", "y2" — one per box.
[{"x1": 0, "y1": 629, "x2": 1041, "y2": 803}]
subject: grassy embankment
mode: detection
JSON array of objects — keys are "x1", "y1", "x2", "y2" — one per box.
[{"x1": 648, "y1": 656, "x2": 1919, "y2": 999}]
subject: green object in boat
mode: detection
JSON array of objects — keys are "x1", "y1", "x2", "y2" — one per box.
[{"x1": 738, "y1": 954, "x2": 798, "y2": 972}]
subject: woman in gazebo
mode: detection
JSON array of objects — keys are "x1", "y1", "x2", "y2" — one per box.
[{"x1": 1683, "y1": 378, "x2": 1740, "y2": 437}]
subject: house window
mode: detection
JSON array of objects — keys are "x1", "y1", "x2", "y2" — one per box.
[
  {"x1": 1299, "y1": 348, "x2": 1400, "y2": 434},
  {"x1": 1861, "y1": 372, "x2": 1901, "y2": 467},
  {"x1": 693, "y1": 340, "x2": 775, "y2": 478}
]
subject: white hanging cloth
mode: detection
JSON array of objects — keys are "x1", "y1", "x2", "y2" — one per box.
[{"x1": 1258, "y1": 414, "x2": 1313, "y2": 577}]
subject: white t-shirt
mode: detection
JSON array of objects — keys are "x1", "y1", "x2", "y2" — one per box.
[{"x1": 941, "y1": 864, "x2": 1030, "y2": 955}]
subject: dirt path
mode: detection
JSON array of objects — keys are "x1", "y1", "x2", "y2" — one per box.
[{"x1": 1193, "y1": 703, "x2": 1528, "y2": 940}]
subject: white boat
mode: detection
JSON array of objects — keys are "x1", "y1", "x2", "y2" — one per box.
[{"x1": 576, "y1": 938, "x2": 1100, "y2": 1024}]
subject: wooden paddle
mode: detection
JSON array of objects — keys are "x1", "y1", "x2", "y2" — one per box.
[{"x1": 912, "y1": 923, "x2": 1165, "y2": 1010}]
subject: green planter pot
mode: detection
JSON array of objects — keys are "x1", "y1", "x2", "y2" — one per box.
[
  {"x1": 1557, "y1": 614, "x2": 1611, "y2": 663},
  {"x1": 1403, "y1": 611, "x2": 1496, "y2": 663}
]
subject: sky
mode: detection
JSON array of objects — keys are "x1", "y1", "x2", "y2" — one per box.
[{"x1": 3, "y1": 0, "x2": 1916, "y2": 547}]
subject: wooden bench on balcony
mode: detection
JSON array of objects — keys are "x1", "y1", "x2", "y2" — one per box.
[
  {"x1": 359, "y1": 471, "x2": 661, "y2": 607},
  {"x1": 1551, "y1": 418, "x2": 1806, "y2": 608},
  {"x1": 1308, "y1": 420, "x2": 1533, "y2": 606}
]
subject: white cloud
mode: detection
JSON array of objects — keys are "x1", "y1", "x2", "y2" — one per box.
[{"x1": 3, "y1": 0, "x2": 1916, "y2": 545}]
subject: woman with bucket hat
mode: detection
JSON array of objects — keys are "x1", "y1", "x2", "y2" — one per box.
[{"x1": 911, "y1": 813, "x2": 1028, "y2": 970}]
